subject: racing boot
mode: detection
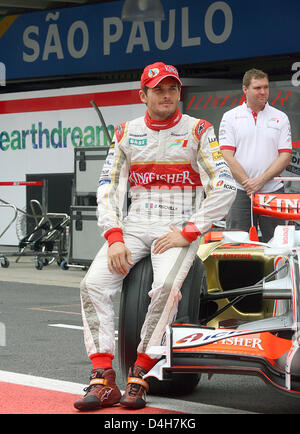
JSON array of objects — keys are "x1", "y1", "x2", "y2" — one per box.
[
  {"x1": 120, "y1": 365, "x2": 149, "y2": 409},
  {"x1": 74, "y1": 367, "x2": 121, "y2": 411}
]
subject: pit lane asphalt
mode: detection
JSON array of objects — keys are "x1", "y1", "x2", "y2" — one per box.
[{"x1": 0, "y1": 256, "x2": 300, "y2": 414}]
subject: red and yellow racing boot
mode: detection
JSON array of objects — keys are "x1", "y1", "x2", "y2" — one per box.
[
  {"x1": 120, "y1": 365, "x2": 149, "y2": 409},
  {"x1": 74, "y1": 368, "x2": 121, "y2": 411}
]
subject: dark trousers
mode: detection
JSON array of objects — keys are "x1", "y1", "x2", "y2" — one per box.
[{"x1": 226, "y1": 188, "x2": 285, "y2": 243}]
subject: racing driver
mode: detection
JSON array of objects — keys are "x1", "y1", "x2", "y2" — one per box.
[{"x1": 74, "y1": 62, "x2": 236, "y2": 411}]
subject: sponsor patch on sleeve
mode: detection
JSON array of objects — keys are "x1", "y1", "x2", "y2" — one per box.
[
  {"x1": 194, "y1": 119, "x2": 212, "y2": 141},
  {"x1": 114, "y1": 122, "x2": 127, "y2": 142}
]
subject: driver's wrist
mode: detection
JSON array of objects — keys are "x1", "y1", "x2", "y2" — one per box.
[{"x1": 104, "y1": 228, "x2": 124, "y2": 246}]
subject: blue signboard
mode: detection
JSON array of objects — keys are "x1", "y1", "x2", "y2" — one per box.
[{"x1": 0, "y1": 0, "x2": 299, "y2": 80}]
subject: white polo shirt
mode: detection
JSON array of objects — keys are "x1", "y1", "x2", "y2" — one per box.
[{"x1": 219, "y1": 102, "x2": 292, "y2": 192}]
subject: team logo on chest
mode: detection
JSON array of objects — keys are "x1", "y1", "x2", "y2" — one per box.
[{"x1": 168, "y1": 139, "x2": 188, "y2": 148}]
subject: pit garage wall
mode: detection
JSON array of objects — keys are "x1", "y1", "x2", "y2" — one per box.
[
  {"x1": 0, "y1": 82, "x2": 145, "y2": 245},
  {"x1": 183, "y1": 80, "x2": 300, "y2": 192}
]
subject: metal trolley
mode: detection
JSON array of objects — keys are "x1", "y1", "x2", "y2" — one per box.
[{"x1": 0, "y1": 181, "x2": 70, "y2": 270}]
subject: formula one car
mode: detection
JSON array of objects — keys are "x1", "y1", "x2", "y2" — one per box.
[{"x1": 118, "y1": 187, "x2": 300, "y2": 397}]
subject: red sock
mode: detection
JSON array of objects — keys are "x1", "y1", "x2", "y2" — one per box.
[
  {"x1": 134, "y1": 352, "x2": 159, "y2": 372},
  {"x1": 90, "y1": 353, "x2": 114, "y2": 370}
]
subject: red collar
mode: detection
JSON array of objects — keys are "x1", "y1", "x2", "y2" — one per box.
[{"x1": 144, "y1": 107, "x2": 182, "y2": 131}]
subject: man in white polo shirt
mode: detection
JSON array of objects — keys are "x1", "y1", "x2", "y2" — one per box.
[{"x1": 219, "y1": 68, "x2": 292, "y2": 242}]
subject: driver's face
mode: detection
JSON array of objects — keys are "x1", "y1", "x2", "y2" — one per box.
[{"x1": 139, "y1": 77, "x2": 181, "y2": 121}]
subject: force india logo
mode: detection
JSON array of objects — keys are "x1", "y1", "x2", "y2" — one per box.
[{"x1": 175, "y1": 329, "x2": 264, "y2": 350}]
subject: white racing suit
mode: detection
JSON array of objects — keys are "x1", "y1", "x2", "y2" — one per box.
[{"x1": 80, "y1": 113, "x2": 236, "y2": 360}]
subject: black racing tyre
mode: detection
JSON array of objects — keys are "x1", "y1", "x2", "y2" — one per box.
[{"x1": 118, "y1": 254, "x2": 207, "y2": 396}]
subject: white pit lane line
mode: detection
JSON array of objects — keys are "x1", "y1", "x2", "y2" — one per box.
[
  {"x1": 48, "y1": 324, "x2": 84, "y2": 331},
  {"x1": 0, "y1": 370, "x2": 253, "y2": 414},
  {"x1": 48, "y1": 323, "x2": 118, "y2": 338}
]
